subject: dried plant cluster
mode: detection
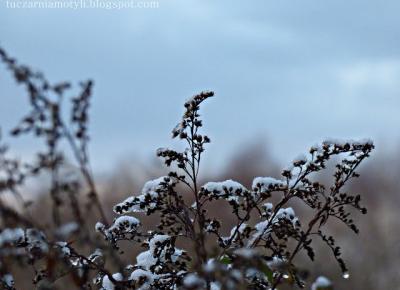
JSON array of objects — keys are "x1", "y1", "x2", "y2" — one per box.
[{"x1": 0, "y1": 48, "x2": 374, "y2": 290}]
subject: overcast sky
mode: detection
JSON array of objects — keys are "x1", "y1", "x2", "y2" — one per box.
[{"x1": 1, "y1": 0, "x2": 399, "y2": 173}]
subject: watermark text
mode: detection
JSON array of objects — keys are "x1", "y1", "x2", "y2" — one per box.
[{"x1": 4, "y1": 0, "x2": 160, "y2": 9}]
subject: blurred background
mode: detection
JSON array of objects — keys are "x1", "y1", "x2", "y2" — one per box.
[{"x1": 1, "y1": 0, "x2": 399, "y2": 289}]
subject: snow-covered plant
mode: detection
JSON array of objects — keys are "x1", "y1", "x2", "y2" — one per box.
[
  {"x1": 0, "y1": 47, "x2": 374, "y2": 289},
  {"x1": 94, "y1": 92, "x2": 373, "y2": 289}
]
